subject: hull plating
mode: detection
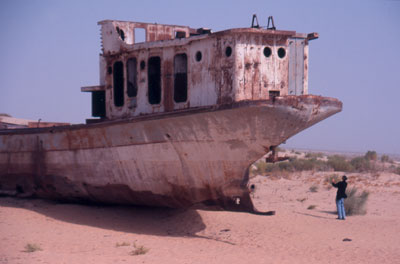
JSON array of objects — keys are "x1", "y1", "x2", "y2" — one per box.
[{"x1": 0, "y1": 95, "x2": 342, "y2": 213}]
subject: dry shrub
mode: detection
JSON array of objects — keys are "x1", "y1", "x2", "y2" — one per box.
[
  {"x1": 251, "y1": 150, "x2": 384, "y2": 178},
  {"x1": 116, "y1": 242, "x2": 130, "y2": 247},
  {"x1": 309, "y1": 185, "x2": 318, "y2": 192},
  {"x1": 250, "y1": 160, "x2": 268, "y2": 176},
  {"x1": 388, "y1": 165, "x2": 400, "y2": 175},
  {"x1": 324, "y1": 174, "x2": 340, "y2": 189},
  {"x1": 381, "y1": 155, "x2": 390, "y2": 163},
  {"x1": 344, "y1": 187, "x2": 369, "y2": 215},
  {"x1": 350, "y1": 156, "x2": 375, "y2": 172},
  {"x1": 292, "y1": 158, "x2": 328, "y2": 171},
  {"x1": 23, "y1": 243, "x2": 42, "y2": 253},
  {"x1": 297, "y1": 197, "x2": 307, "y2": 203},
  {"x1": 364, "y1": 151, "x2": 377, "y2": 161},
  {"x1": 327, "y1": 155, "x2": 353, "y2": 172},
  {"x1": 264, "y1": 157, "x2": 328, "y2": 173},
  {"x1": 130, "y1": 243, "x2": 149, "y2": 256},
  {"x1": 305, "y1": 152, "x2": 324, "y2": 159}
]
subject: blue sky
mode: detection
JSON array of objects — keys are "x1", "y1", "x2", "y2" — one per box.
[{"x1": 0, "y1": 0, "x2": 399, "y2": 155}]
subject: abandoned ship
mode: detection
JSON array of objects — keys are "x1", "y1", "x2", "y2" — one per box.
[{"x1": 0, "y1": 17, "x2": 342, "y2": 214}]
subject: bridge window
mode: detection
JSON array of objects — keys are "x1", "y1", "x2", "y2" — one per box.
[
  {"x1": 225, "y1": 46, "x2": 232, "y2": 57},
  {"x1": 148, "y1": 57, "x2": 161, "y2": 105},
  {"x1": 127, "y1": 58, "x2": 138, "y2": 97},
  {"x1": 175, "y1": 31, "x2": 186, "y2": 38},
  {"x1": 195, "y1": 51, "x2": 202, "y2": 62},
  {"x1": 134, "y1": 28, "x2": 146, "y2": 43},
  {"x1": 116, "y1": 27, "x2": 125, "y2": 41},
  {"x1": 140, "y1": 60, "x2": 145, "y2": 70},
  {"x1": 174, "y1": 53, "x2": 188, "y2": 103},
  {"x1": 113, "y1": 61, "x2": 124, "y2": 107}
]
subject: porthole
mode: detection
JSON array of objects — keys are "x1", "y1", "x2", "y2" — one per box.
[
  {"x1": 140, "y1": 60, "x2": 146, "y2": 70},
  {"x1": 277, "y1": 47, "x2": 286, "y2": 58},
  {"x1": 195, "y1": 51, "x2": 202, "y2": 62},
  {"x1": 263, "y1": 47, "x2": 272, "y2": 58},
  {"x1": 225, "y1": 46, "x2": 232, "y2": 57}
]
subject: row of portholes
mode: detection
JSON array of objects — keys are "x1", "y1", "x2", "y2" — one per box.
[
  {"x1": 194, "y1": 46, "x2": 286, "y2": 62},
  {"x1": 194, "y1": 46, "x2": 232, "y2": 62},
  {"x1": 264, "y1": 47, "x2": 286, "y2": 58}
]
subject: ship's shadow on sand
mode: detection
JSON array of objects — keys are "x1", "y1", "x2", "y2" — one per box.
[{"x1": 0, "y1": 197, "x2": 206, "y2": 238}]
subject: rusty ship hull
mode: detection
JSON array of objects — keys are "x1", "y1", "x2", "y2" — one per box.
[{"x1": 0, "y1": 96, "x2": 341, "y2": 213}]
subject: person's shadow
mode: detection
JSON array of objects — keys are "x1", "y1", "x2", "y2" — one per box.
[
  {"x1": 0, "y1": 197, "x2": 207, "y2": 238},
  {"x1": 318, "y1": 210, "x2": 338, "y2": 215}
]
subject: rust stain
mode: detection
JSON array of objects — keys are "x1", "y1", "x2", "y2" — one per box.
[
  {"x1": 163, "y1": 59, "x2": 174, "y2": 112},
  {"x1": 0, "y1": 18, "x2": 342, "y2": 215}
]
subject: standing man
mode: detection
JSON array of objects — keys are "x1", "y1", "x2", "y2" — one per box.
[{"x1": 332, "y1": 175, "x2": 348, "y2": 220}]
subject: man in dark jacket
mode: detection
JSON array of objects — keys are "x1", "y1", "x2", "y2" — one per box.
[{"x1": 332, "y1": 175, "x2": 348, "y2": 220}]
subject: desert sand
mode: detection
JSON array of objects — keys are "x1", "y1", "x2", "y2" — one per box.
[{"x1": 1, "y1": 169, "x2": 400, "y2": 264}]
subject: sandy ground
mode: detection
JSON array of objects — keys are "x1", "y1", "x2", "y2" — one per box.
[{"x1": 1, "y1": 171, "x2": 400, "y2": 264}]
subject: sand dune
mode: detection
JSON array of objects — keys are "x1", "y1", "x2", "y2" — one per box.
[{"x1": 1, "y1": 170, "x2": 400, "y2": 264}]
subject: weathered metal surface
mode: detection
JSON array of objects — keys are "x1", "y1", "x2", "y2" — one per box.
[
  {"x1": 98, "y1": 20, "x2": 195, "y2": 54},
  {"x1": 0, "y1": 96, "x2": 342, "y2": 212},
  {"x1": 0, "y1": 116, "x2": 70, "y2": 129},
  {"x1": 0, "y1": 19, "x2": 342, "y2": 213},
  {"x1": 92, "y1": 20, "x2": 315, "y2": 120},
  {"x1": 81, "y1": 85, "x2": 105, "y2": 92},
  {"x1": 288, "y1": 38, "x2": 306, "y2": 95}
]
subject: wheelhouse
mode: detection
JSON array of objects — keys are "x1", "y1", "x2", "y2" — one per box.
[{"x1": 81, "y1": 19, "x2": 318, "y2": 121}]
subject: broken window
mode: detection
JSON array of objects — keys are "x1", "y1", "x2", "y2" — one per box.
[
  {"x1": 148, "y1": 57, "x2": 161, "y2": 105},
  {"x1": 195, "y1": 51, "x2": 202, "y2": 62},
  {"x1": 116, "y1": 27, "x2": 125, "y2": 41},
  {"x1": 174, "y1": 53, "x2": 188, "y2": 103},
  {"x1": 134, "y1": 28, "x2": 146, "y2": 43},
  {"x1": 113, "y1": 61, "x2": 124, "y2": 107},
  {"x1": 175, "y1": 31, "x2": 186, "y2": 38},
  {"x1": 269, "y1": 90, "x2": 280, "y2": 98},
  {"x1": 92, "y1": 91, "x2": 106, "y2": 118},
  {"x1": 127, "y1": 58, "x2": 138, "y2": 97},
  {"x1": 225, "y1": 46, "x2": 232, "y2": 57}
]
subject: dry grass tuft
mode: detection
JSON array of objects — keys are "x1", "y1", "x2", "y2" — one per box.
[
  {"x1": 115, "y1": 242, "x2": 130, "y2": 247},
  {"x1": 23, "y1": 243, "x2": 42, "y2": 253},
  {"x1": 309, "y1": 185, "x2": 319, "y2": 192},
  {"x1": 130, "y1": 243, "x2": 149, "y2": 256},
  {"x1": 297, "y1": 197, "x2": 307, "y2": 203}
]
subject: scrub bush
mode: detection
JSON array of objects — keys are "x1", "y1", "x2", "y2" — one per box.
[
  {"x1": 344, "y1": 187, "x2": 369, "y2": 215},
  {"x1": 327, "y1": 155, "x2": 353, "y2": 172}
]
